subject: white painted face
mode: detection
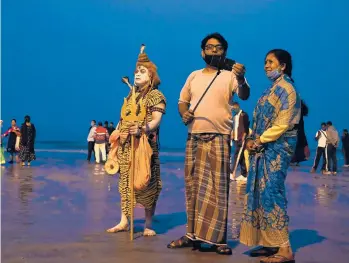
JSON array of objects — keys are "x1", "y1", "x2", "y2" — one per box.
[{"x1": 134, "y1": 65, "x2": 150, "y2": 87}]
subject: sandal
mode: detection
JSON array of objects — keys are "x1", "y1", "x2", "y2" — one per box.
[
  {"x1": 143, "y1": 228, "x2": 156, "y2": 236},
  {"x1": 167, "y1": 236, "x2": 193, "y2": 249},
  {"x1": 215, "y1": 245, "x2": 232, "y2": 255},
  {"x1": 260, "y1": 254, "x2": 295, "y2": 263},
  {"x1": 250, "y1": 247, "x2": 279, "y2": 257}
]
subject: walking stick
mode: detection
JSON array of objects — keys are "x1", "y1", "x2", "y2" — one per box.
[
  {"x1": 231, "y1": 136, "x2": 246, "y2": 180},
  {"x1": 120, "y1": 45, "x2": 147, "y2": 241},
  {"x1": 130, "y1": 129, "x2": 135, "y2": 240}
]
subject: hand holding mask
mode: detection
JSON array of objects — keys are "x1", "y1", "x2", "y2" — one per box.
[{"x1": 203, "y1": 55, "x2": 236, "y2": 71}]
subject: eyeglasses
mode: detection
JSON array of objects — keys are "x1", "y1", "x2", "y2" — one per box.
[{"x1": 205, "y1": 44, "x2": 224, "y2": 51}]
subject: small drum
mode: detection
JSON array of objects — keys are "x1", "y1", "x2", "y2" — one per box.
[{"x1": 105, "y1": 159, "x2": 120, "y2": 175}]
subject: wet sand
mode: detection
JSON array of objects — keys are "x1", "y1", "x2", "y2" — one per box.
[{"x1": 1, "y1": 151, "x2": 349, "y2": 263}]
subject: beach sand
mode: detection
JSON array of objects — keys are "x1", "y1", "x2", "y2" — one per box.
[{"x1": 1, "y1": 150, "x2": 349, "y2": 263}]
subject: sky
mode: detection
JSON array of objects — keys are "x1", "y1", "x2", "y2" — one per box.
[{"x1": 2, "y1": 0, "x2": 349, "y2": 149}]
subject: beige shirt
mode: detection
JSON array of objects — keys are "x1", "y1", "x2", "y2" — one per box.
[{"x1": 179, "y1": 69, "x2": 246, "y2": 135}]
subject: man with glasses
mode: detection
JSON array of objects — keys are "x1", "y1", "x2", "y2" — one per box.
[{"x1": 167, "y1": 33, "x2": 250, "y2": 255}]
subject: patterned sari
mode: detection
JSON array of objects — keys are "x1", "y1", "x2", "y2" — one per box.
[{"x1": 240, "y1": 75, "x2": 301, "y2": 247}]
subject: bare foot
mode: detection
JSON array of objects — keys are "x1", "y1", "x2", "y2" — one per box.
[
  {"x1": 106, "y1": 224, "x2": 129, "y2": 233},
  {"x1": 143, "y1": 228, "x2": 156, "y2": 236},
  {"x1": 21, "y1": 162, "x2": 25, "y2": 166}
]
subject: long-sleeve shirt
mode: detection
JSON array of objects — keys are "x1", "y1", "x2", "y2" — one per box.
[
  {"x1": 179, "y1": 69, "x2": 250, "y2": 135},
  {"x1": 259, "y1": 75, "x2": 301, "y2": 143},
  {"x1": 1, "y1": 126, "x2": 20, "y2": 137},
  {"x1": 326, "y1": 126, "x2": 339, "y2": 147},
  {"x1": 94, "y1": 126, "x2": 109, "y2": 144},
  {"x1": 87, "y1": 126, "x2": 97, "y2": 142}
]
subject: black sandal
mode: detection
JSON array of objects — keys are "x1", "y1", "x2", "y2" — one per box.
[
  {"x1": 250, "y1": 247, "x2": 279, "y2": 257},
  {"x1": 260, "y1": 254, "x2": 295, "y2": 263},
  {"x1": 215, "y1": 245, "x2": 232, "y2": 255},
  {"x1": 167, "y1": 236, "x2": 193, "y2": 249}
]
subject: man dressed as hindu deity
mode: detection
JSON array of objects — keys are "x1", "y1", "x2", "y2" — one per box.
[{"x1": 106, "y1": 45, "x2": 166, "y2": 236}]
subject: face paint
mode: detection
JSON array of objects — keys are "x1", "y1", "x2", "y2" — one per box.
[{"x1": 134, "y1": 65, "x2": 150, "y2": 87}]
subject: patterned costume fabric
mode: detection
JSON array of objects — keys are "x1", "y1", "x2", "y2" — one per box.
[
  {"x1": 185, "y1": 133, "x2": 231, "y2": 245},
  {"x1": 117, "y1": 89, "x2": 166, "y2": 217},
  {"x1": 240, "y1": 75, "x2": 301, "y2": 247}
]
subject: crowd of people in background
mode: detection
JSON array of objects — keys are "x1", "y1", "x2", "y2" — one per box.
[
  {"x1": 229, "y1": 99, "x2": 349, "y2": 181},
  {"x1": 1, "y1": 114, "x2": 348, "y2": 174},
  {"x1": 310, "y1": 121, "x2": 349, "y2": 175},
  {"x1": 1, "y1": 115, "x2": 36, "y2": 166},
  {"x1": 86, "y1": 120, "x2": 115, "y2": 164}
]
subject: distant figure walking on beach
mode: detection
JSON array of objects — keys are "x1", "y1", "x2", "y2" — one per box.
[
  {"x1": 87, "y1": 120, "x2": 97, "y2": 163},
  {"x1": 18, "y1": 115, "x2": 36, "y2": 166},
  {"x1": 342, "y1": 129, "x2": 349, "y2": 167},
  {"x1": 311, "y1": 123, "x2": 328, "y2": 173},
  {"x1": 1, "y1": 119, "x2": 21, "y2": 164},
  {"x1": 323, "y1": 121, "x2": 339, "y2": 175},
  {"x1": 291, "y1": 100, "x2": 309, "y2": 166},
  {"x1": 230, "y1": 102, "x2": 250, "y2": 182},
  {"x1": 0, "y1": 120, "x2": 6, "y2": 165},
  {"x1": 93, "y1": 122, "x2": 109, "y2": 164}
]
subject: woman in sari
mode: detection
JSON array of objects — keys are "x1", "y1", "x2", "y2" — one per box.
[{"x1": 239, "y1": 49, "x2": 301, "y2": 263}]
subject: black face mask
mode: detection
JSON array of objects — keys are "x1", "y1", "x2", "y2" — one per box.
[{"x1": 203, "y1": 54, "x2": 236, "y2": 71}]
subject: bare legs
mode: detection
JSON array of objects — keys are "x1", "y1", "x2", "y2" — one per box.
[
  {"x1": 143, "y1": 204, "x2": 156, "y2": 236},
  {"x1": 107, "y1": 204, "x2": 157, "y2": 236},
  {"x1": 106, "y1": 209, "x2": 129, "y2": 233}
]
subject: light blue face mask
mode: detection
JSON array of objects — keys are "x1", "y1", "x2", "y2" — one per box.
[{"x1": 266, "y1": 68, "x2": 282, "y2": 81}]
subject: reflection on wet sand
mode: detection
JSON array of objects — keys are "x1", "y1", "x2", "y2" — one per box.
[
  {"x1": 1, "y1": 153, "x2": 349, "y2": 263},
  {"x1": 315, "y1": 184, "x2": 338, "y2": 207},
  {"x1": 229, "y1": 181, "x2": 246, "y2": 239}
]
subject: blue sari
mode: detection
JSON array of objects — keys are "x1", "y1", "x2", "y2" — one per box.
[{"x1": 239, "y1": 75, "x2": 301, "y2": 247}]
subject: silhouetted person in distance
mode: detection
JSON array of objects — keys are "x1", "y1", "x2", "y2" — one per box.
[
  {"x1": 342, "y1": 129, "x2": 349, "y2": 167},
  {"x1": 323, "y1": 121, "x2": 339, "y2": 175},
  {"x1": 291, "y1": 100, "x2": 309, "y2": 166},
  {"x1": 19, "y1": 115, "x2": 36, "y2": 166},
  {"x1": 87, "y1": 120, "x2": 97, "y2": 163}
]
